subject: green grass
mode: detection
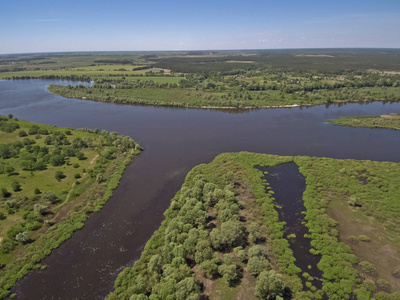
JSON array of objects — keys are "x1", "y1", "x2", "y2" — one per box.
[
  {"x1": 327, "y1": 114, "x2": 400, "y2": 130},
  {"x1": 0, "y1": 116, "x2": 142, "y2": 299},
  {"x1": 107, "y1": 152, "x2": 400, "y2": 300}
]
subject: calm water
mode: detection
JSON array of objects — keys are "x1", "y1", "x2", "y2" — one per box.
[
  {"x1": 260, "y1": 163, "x2": 323, "y2": 290},
  {"x1": 1, "y1": 79, "x2": 399, "y2": 299}
]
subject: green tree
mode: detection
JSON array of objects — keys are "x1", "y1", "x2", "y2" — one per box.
[
  {"x1": 11, "y1": 181, "x2": 21, "y2": 192},
  {"x1": 254, "y1": 270, "x2": 285, "y2": 299},
  {"x1": 15, "y1": 232, "x2": 28, "y2": 244},
  {"x1": 50, "y1": 154, "x2": 65, "y2": 166},
  {"x1": 55, "y1": 171, "x2": 65, "y2": 181},
  {"x1": 218, "y1": 263, "x2": 239, "y2": 285},
  {"x1": 248, "y1": 256, "x2": 270, "y2": 276}
]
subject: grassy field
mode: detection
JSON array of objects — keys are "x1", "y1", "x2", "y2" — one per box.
[
  {"x1": 0, "y1": 115, "x2": 142, "y2": 299},
  {"x1": 2, "y1": 50, "x2": 400, "y2": 108},
  {"x1": 327, "y1": 114, "x2": 400, "y2": 130},
  {"x1": 106, "y1": 152, "x2": 400, "y2": 300}
]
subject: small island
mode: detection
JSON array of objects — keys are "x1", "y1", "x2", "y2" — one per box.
[{"x1": 327, "y1": 113, "x2": 400, "y2": 130}]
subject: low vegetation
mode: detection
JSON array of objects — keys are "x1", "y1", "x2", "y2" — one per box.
[
  {"x1": 0, "y1": 115, "x2": 142, "y2": 299},
  {"x1": 107, "y1": 152, "x2": 400, "y2": 300},
  {"x1": 2, "y1": 50, "x2": 400, "y2": 109},
  {"x1": 327, "y1": 113, "x2": 400, "y2": 130}
]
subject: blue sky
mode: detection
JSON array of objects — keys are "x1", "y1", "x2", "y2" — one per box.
[{"x1": 1, "y1": 0, "x2": 400, "y2": 54}]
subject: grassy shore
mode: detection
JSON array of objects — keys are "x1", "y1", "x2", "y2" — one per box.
[
  {"x1": 0, "y1": 115, "x2": 142, "y2": 299},
  {"x1": 327, "y1": 114, "x2": 400, "y2": 130},
  {"x1": 107, "y1": 152, "x2": 400, "y2": 300}
]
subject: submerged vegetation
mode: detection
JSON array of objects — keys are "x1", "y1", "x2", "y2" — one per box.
[
  {"x1": 327, "y1": 113, "x2": 400, "y2": 130},
  {"x1": 0, "y1": 115, "x2": 142, "y2": 299},
  {"x1": 2, "y1": 49, "x2": 400, "y2": 108},
  {"x1": 107, "y1": 152, "x2": 400, "y2": 300}
]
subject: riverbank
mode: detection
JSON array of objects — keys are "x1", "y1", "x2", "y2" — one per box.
[
  {"x1": 0, "y1": 117, "x2": 142, "y2": 299},
  {"x1": 107, "y1": 152, "x2": 400, "y2": 300}
]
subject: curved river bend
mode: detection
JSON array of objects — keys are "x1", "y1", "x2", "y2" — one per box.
[{"x1": 0, "y1": 79, "x2": 399, "y2": 299}]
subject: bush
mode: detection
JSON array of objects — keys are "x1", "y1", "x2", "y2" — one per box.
[
  {"x1": 18, "y1": 130, "x2": 27, "y2": 137},
  {"x1": 50, "y1": 154, "x2": 65, "y2": 167},
  {"x1": 248, "y1": 256, "x2": 270, "y2": 276},
  {"x1": 74, "y1": 173, "x2": 81, "y2": 179},
  {"x1": 255, "y1": 270, "x2": 285, "y2": 299},
  {"x1": 34, "y1": 188, "x2": 41, "y2": 194},
  {"x1": 42, "y1": 191, "x2": 59, "y2": 204},
  {"x1": 1, "y1": 187, "x2": 11, "y2": 198},
  {"x1": 55, "y1": 171, "x2": 65, "y2": 181},
  {"x1": 11, "y1": 181, "x2": 21, "y2": 192}
]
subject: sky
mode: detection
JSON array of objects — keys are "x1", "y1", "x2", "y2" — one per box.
[{"x1": 1, "y1": 0, "x2": 400, "y2": 54}]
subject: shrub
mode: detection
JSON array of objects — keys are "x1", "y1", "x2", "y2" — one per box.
[
  {"x1": 11, "y1": 181, "x2": 21, "y2": 192},
  {"x1": 50, "y1": 154, "x2": 65, "y2": 166},
  {"x1": 18, "y1": 130, "x2": 27, "y2": 137},
  {"x1": 1, "y1": 187, "x2": 11, "y2": 198},
  {"x1": 42, "y1": 191, "x2": 59, "y2": 204},
  {"x1": 255, "y1": 270, "x2": 285, "y2": 299},
  {"x1": 55, "y1": 171, "x2": 65, "y2": 181}
]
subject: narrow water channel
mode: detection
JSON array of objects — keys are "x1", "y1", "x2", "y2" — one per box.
[
  {"x1": 1, "y1": 79, "x2": 400, "y2": 299},
  {"x1": 259, "y1": 163, "x2": 323, "y2": 290}
]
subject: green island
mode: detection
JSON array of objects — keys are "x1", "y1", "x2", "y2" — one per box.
[
  {"x1": 327, "y1": 113, "x2": 400, "y2": 130},
  {"x1": 1, "y1": 49, "x2": 400, "y2": 108},
  {"x1": 0, "y1": 115, "x2": 142, "y2": 298},
  {"x1": 106, "y1": 152, "x2": 400, "y2": 300}
]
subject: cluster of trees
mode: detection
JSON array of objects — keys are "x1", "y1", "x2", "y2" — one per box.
[
  {"x1": 108, "y1": 171, "x2": 288, "y2": 300},
  {"x1": 0, "y1": 118, "x2": 142, "y2": 299}
]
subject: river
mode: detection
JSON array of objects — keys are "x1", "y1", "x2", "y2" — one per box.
[{"x1": 0, "y1": 79, "x2": 399, "y2": 299}]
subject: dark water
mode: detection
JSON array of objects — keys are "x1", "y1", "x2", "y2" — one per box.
[
  {"x1": 260, "y1": 163, "x2": 323, "y2": 289},
  {"x1": 0, "y1": 79, "x2": 399, "y2": 299}
]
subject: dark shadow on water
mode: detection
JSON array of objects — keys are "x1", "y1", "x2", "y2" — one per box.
[{"x1": 257, "y1": 163, "x2": 323, "y2": 290}]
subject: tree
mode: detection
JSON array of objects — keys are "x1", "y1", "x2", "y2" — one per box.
[
  {"x1": 218, "y1": 263, "x2": 239, "y2": 285},
  {"x1": 18, "y1": 130, "x2": 27, "y2": 137},
  {"x1": 11, "y1": 181, "x2": 21, "y2": 192},
  {"x1": 43, "y1": 191, "x2": 59, "y2": 203},
  {"x1": 1, "y1": 187, "x2": 11, "y2": 198},
  {"x1": 15, "y1": 232, "x2": 28, "y2": 244},
  {"x1": 55, "y1": 171, "x2": 65, "y2": 181},
  {"x1": 248, "y1": 256, "x2": 270, "y2": 276},
  {"x1": 199, "y1": 259, "x2": 219, "y2": 279},
  {"x1": 50, "y1": 154, "x2": 65, "y2": 166},
  {"x1": 255, "y1": 270, "x2": 285, "y2": 299},
  {"x1": 195, "y1": 240, "x2": 213, "y2": 264}
]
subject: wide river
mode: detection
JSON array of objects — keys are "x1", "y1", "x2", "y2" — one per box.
[{"x1": 0, "y1": 79, "x2": 399, "y2": 299}]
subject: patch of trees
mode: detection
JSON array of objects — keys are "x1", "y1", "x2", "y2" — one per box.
[{"x1": 107, "y1": 168, "x2": 289, "y2": 300}]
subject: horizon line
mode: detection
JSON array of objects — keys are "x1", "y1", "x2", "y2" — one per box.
[{"x1": 1, "y1": 47, "x2": 400, "y2": 56}]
